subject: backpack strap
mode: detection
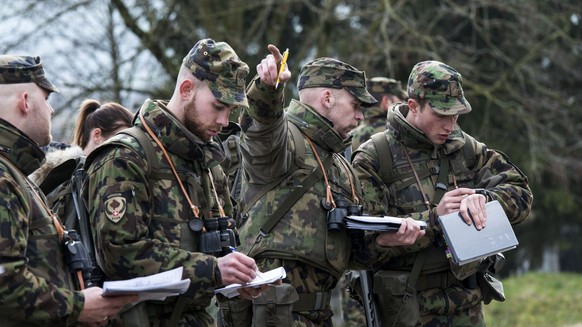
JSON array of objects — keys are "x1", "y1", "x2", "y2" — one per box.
[
  {"x1": 461, "y1": 133, "x2": 477, "y2": 170},
  {"x1": 119, "y1": 127, "x2": 157, "y2": 176},
  {"x1": 371, "y1": 133, "x2": 393, "y2": 184}
]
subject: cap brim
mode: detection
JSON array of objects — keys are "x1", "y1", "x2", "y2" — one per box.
[
  {"x1": 37, "y1": 78, "x2": 60, "y2": 93},
  {"x1": 209, "y1": 81, "x2": 248, "y2": 108},
  {"x1": 346, "y1": 87, "x2": 378, "y2": 108},
  {"x1": 428, "y1": 97, "x2": 472, "y2": 115}
]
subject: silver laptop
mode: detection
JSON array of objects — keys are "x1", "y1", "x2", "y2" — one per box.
[{"x1": 438, "y1": 200, "x2": 519, "y2": 265}]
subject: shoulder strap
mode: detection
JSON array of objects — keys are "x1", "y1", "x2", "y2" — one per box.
[
  {"x1": 371, "y1": 133, "x2": 393, "y2": 184},
  {"x1": 289, "y1": 122, "x2": 306, "y2": 167},
  {"x1": 119, "y1": 126, "x2": 158, "y2": 176},
  {"x1": 461, "y1": 134, "x2": 477, "y2": 170}
]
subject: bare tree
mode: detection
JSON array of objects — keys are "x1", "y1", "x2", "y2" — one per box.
[{"x1": 1, "y1": 0, "x2": 580, "y2": 272}]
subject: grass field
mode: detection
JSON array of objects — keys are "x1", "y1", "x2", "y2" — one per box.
[{"x1": 484, "y1": 272, "x2": 582, "y2": 327}]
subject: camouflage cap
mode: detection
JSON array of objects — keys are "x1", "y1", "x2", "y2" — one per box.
[
  {"x1": 367, "y1": 77, "x2": 408, "y2": 101},
  {"x1": 0, "y1": 55, "x2": 59, "y2": 93},
  {"x1": 407, "y1": 60, "x2": 471, "y2": 115},
  {"x1": 297, "y1": 57, "x2": 377, "y2": 107},
  {"x1": 183, "y1": 39, "x2": 249, "y2": 108}
]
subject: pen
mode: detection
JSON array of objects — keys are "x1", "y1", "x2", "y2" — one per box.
[
  {"x1": 229, "y1": 246, "x2": 264, "y2": 280},
  {"x1": 275, "y1": 48, "x2": 289, "y2": 89}
]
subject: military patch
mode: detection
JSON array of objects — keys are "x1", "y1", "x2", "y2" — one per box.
[{"x1": 104, "y1": 194, "x2": 127, "y2": 223}]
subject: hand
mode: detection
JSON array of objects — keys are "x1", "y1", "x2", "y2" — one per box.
[
  {"x1": 458, "y1": 192, "x2": 488, "y2": 230},
  {"x1": 256, "y1": 44, "x2": 292, "y2": 87},
  {"x1": 436, "y1": 188, "x2": 487, "y2": 229},
  {"x1": 237, "y1": 284, "x2": 269, "y2": 300},
  {"x1": 77, "y1": 287, "x2": 138, "y2": 325},
  {"x1": 217, "y1": 252, "x2": 258, "y2": 285},
  {"x1": 435, "y1": 187, "x2": 474, "y2": 216},
  {"x1": 375, "y1": 218, "x2": 425, "y2": 247}
]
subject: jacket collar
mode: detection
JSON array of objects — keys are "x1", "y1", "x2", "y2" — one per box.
[
  {"x1": 286, "y1": 99, "x2": 351, "y2": 154},
  {"x1": 0, "y1": 119, "x2": 45, "y2": 175},
  {"x1": 135, "y1": 99, "x2": 225, "y2": 169},
  {"x1": 388, "y1": 103, "x2": 466, "y2": 157}
]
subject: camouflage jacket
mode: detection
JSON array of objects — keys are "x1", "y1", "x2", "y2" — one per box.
[
  {"x1": 238, "y1": 77, "x2": 392, "y2": 284},
  {"x1": 352, "y1": 103, "x2": 533, "y2": 276},
  {"x1": 83, "y1": 99, "x2": 233, "y2": 310},
  {"x1": 0, "y1": 119, "x2": 84, "y2": 326},
  {"x1": 350, "y1": 105, "x2": 387, "y2": 150}
]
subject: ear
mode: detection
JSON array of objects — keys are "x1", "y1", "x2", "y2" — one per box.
[
  {"x1": 179, "y1": 79, "x2": 196, "y2": 101},
  {"x1": 321, "y1": 89, "x2": 334, "y2": 110},
  {"x1": 16, "y1": 91, "x2": 31, "y2": 116},
  {"x1": 91, "y1": 128, "x2": 102, "y2": 145},
  {"x1": 380, "y1": 95, "x2": 391, "y2": 109},
  {"x1": 407, "y1": 98, "x2": 419, "y2": 114}
]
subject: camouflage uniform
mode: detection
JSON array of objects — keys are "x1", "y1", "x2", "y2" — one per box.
[
  {"x1": 83, "y1": 39, "x2": 249, "y2": 327},
  {"x1": 350, "y1": 77, "x2": 408, "y2": 150},
  {"x1": 0, "y1": 56, "x2": 85, "y2": 325},
  {"x1": 220, "y1": 58, "x2": 398, "y2": 327},
  {"x1": 352, "y1": 61, "x2": 533, "y2": 326}
]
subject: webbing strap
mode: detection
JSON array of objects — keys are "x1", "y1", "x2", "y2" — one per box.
[
  {"x1": 433, "y1": 153, "x2": 450, "y2": 204},
  {"x1": 259, "y1": 154, "x2": 334, "y2": 236},
  {"x1": 120, "y1": 127, "x2": 158, "y2": 177},
  {"x1": 293, "y1": 291, "x2": 332, "y2": 312},
  {"x1": 371, "y1": 133, "x2": 393, "y2": 184},
  {"x1": 167, "y1": 296, "x2": 187, "y2": 327},
  {"x1": 391, "y1": 252, "x2": 427, "y2": 327}
]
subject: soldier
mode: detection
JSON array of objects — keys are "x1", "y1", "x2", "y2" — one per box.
[
  {"x1": 218, "y1": 45, "x2": 425, "y2": 327},
  {"x1": 339, "y1": 76, "x2": 408, "y2": 325},
  {"x1": 83, "y1": 39, "x2": 261, "y2": 326},
  {"x1": 352, "y1": 60, "x2": 533, "y2": 326},
  {"x1": 0, "y1": 55, "x2": 137, "y2": 326},
  {"x1": 350, "y1": 76, "x2": 408, "y2": 150}
]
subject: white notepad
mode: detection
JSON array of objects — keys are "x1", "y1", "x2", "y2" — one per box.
[
  {"x1": 214, "y1": 266, "x2": 286, "y2": 298},
  {"x1": 438, "y1": 200, "x2": 519, "y2": 265}
]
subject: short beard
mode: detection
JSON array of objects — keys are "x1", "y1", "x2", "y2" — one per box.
[{"x1": 183, "y1": 99, "x2": 209, "y2": 141}]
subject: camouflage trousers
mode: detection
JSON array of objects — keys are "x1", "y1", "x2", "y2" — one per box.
[{"x1": 416, "y1": 285, "x2": 484, "y2": 327}]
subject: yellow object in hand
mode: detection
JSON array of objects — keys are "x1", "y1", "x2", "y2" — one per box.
[{"x1": 275, "y1": 48, "x2": 289, "y2": 89}]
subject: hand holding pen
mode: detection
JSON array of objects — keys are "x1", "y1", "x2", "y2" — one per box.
[
  {"x1": 226, "y1": 246, "x2": 267, "y2": 299},
  {"x1": 256, "y1": 44, "x2": 291, "y2": 88},
  {"x1": 229, "y1": 246, "x2": 264, "y2": 280}
]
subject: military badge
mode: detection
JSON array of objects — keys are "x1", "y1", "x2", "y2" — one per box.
[{"x1": 104, "y1": 195, "x2": 127, "y2": 223}]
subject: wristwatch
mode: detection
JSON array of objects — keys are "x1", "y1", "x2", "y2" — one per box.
[{"x1": 474, "y1": 188, "x2": 491, "y2": 202}]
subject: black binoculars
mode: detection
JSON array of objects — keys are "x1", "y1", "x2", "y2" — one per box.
[
  {"x1": 63, "y1": 230, "x2": 95, "y2": 288},
  {"x1": 323, "y1": 198, "x2": 362, "y2": 232},
  {"x1": 197, "y1": 217, "x2": 238, "y2": 257}
]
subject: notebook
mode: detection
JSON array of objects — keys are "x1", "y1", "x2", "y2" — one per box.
[
  {"x1": 438, "y1": 200, "x2": 519, "y2": 265},
  {"x1": 345, "y1": 215, "x2": 427, "y2": 231}
]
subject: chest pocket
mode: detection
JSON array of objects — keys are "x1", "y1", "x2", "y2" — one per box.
[{"x1": 371, "y1": 133, "x2": 477, "y2": 216}]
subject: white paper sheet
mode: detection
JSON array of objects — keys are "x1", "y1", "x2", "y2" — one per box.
[
  {"x1": 214, "y1": 266, "x2": 286, "y2": 298},
  {"x1": 102, "y1": 267, "x2": 191, "y2": 302}
]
